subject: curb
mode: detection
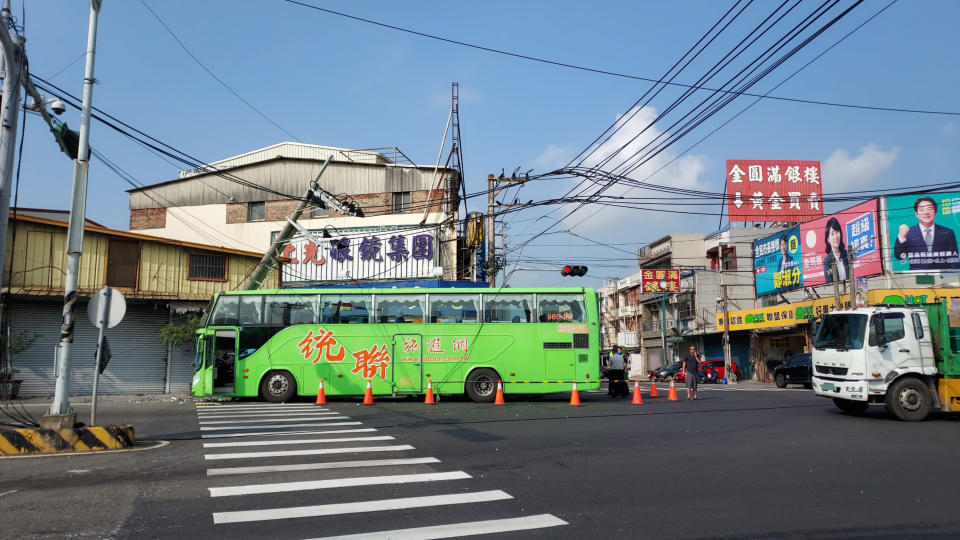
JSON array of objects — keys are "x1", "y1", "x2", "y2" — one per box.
[{"x1": 0, "y1": 425, "x2": 136, "y2": 455}]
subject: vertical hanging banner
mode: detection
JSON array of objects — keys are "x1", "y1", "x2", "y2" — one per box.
[
  {"x1": 726, "y1": 160, "x2": 824, "y2": 222},
  {"x1": 753, "y1": 226, "x2": 803, "y2": 296},
  {"x1": 887, "y1": 192, "x2": 960, "y2": 272},
  {"x1": 799, "y1": 199, "x2": 882, "y2": 286}
]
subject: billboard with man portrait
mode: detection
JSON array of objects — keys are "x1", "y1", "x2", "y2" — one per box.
[
  {"x1": 887, "y1": 193, "x2": 960, "y2": 272},
  {"x1": 753, "y1": 226, "x2": 803, "y2": 296},
  {"x1": 799, "y1": 200, "x2": 882, "y2": 286}
]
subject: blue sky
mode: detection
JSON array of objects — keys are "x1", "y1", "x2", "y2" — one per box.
[{"x1": 13, "y1": 0, "x2": 960, "y2": 287}]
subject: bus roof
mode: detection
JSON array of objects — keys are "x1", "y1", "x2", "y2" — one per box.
[{"x1": 217, "y1": 287, "x2": 593, "y2": 295}]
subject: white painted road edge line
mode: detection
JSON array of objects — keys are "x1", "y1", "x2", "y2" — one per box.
[
  {"x1": 204, "y1": 445, "x2": 415, "y2": 460},
  {"x1": 306, "y1": 514, "x2": 569, "y2": 540},
  {"x1": 212, "y1": 490, "x2": 514, "y2": 524},
  {"x1": 200, "y1": 419, "x2": 351, "y2": 431},
  {"x1": 201, "y1": 425, "x2": 367, "y2": 439},
  {"x1": 209, "y1": 471, "x2": 471, "y2": 497},
  {"x1": 196, "y1": 404, "x2": 329, "y2": 410},
  {"x1": 203, "y1": 436, "x2": 394, "y2": 448},
  {"x1": 206, "y1": 457, "x2": 441, "y2": 476},
  {"x1": 199, "y1": 414, "x2": 340, "y2": 425}
]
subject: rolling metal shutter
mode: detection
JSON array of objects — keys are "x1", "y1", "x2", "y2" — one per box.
[
  {"x1": 8, "y1": 300, "x2": 170, "y2": 396},
  {"x1": 645, "y1": 346, "x2": 663, "y2": 370},
  {"x1": 168, "y1": 343, "x2": 196, "y2": 393}
]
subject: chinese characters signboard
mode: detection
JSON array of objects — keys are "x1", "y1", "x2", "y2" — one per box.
[
  {"x1": 280, "y1": 226, "x2": 444, "y2": 283},
  {"x1": 886, "y1": 193, "x2": 960, "y2": 272},
  {"x1": 799, "y1": 200, "x2": 882, "y2": 286},
  {"x1": 753, "y1": 226, "x2": 803, "y2": 296},
  {"x1": 726, "y1": 159, "x2": 824, "y2": 222},
  {"x1": 641, "y1": 269, "x2": 680, "y2": 293}
]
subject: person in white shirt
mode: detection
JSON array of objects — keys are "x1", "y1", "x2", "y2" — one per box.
[{"x1": 606, "y1": 346, "x2": 629, "y2": 398}]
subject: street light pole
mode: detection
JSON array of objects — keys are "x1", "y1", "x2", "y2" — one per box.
[
  {"x1": 47, "y1": 0, "x2": 102, "y2": 425},
  {"x1": 0, "y1": 0, "x2": 24, "y2": 332}
]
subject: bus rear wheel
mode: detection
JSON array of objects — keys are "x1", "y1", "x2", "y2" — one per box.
[
  {"x1": 261, "y1": 371, "x2": 296, "y2": 403},
  {"x1": 465, "y1": 368, "x2": 500, "y2": 403}
]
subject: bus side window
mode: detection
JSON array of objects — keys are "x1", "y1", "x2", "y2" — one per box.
[
  {"x1": 321, "y1": 295, "x2": 372, "y2": 324},
  {"x1": 430, "y1": 294, "x2": 480, "y2": 323},
  {"x1": 484, "y1": 293, "x2": 534, "y2": 323},
  {"x1": 211, "y1": 296, "x2": 239, "y2": 326},
  {"x1": 264, "y1": 295, "x2": 317, "y2": 325},
  {"x1": 537, "y1": 294, "x2": 585, "y2": 323},
  {"x1": 376, "y1": 294, "x2": 425, "y2": 324},
  {"x1": 238, "y1": 295, "x2": 264, "y2": 327}
]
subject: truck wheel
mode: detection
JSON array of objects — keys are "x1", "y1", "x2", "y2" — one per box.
[
  {"x1": 774, "y1": 373, "x2": 786, "y2": 388},
  {"x1": 885, "y1": 377, "x2": 931, "y2": 422},
  {"x1": 465, "y1": 368, "x2": 500, "y2": 403},
  {"x1": 833, "y1": 398, "x2": 868, "y2": 415},
  {"x1": 260, "y1": 371, "x2": 297, "y2": 403}
]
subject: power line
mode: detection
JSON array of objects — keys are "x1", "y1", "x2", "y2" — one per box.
[
  {"x1": 282, "y1": 0, "x2": 959, "y2": 117},
  {"x1": 138, "y1": 0, "x2": 302, "y2": 142}
]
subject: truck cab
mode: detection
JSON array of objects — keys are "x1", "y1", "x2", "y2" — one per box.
[{"x1": 812, "y1": 305, "x2": 957, "y2": 421}]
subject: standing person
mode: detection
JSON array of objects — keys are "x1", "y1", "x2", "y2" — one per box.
[
  {"x1": 683, "y1": 346, "x2": 701, "y2": 400},
  {"x1": 893, "y1": 196, "x2": 960, "y2": 270},
  {"x1": 822, "y1": 217, "x2": 848, "y2": 284},
  {"x1": 606, "y1": 346, "x2": 628, "y2": 398}
]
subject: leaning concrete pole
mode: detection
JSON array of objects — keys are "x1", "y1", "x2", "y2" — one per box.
[
  {"x1": 48, "y1": 0, "x2": 102, "y2": 422},
  {"x1": 242, "y1": 156, "x2": 333, "y2": 290},
  {"x1": 0, "y1": 0, "x2": 24, "y2": 330}
]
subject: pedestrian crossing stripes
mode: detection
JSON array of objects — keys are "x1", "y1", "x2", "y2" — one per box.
[
  {"x1": 204, "y1": 445, "x2": 416, "y2": 460},
  {"x1": 196, "y1": 401, "x2": 566, "y2": 537},
  {"x1": 309, "y1": 514, "x2": 569, "y2": 540},
  {"x1": 212, "y1": 490, "x2": 514, "y2": 524},
  {"x1": 206, "y1": 457, "x2": 442, "y2": 477},
  {"x1": 208, "y1": 471, "x2": 472, "y2": 497},
  {"x1": 202, "y1": 436, "x2": 394, "y2": 448}
]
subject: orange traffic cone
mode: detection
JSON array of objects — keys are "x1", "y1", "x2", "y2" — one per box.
[
  {"x1": 569, "y1": 380, "x2": 581, "y2": 407},
  {"x1": 632, "y1": 380, "x2": 643, "y2": 405},
  {"x1": 362, "y1": 381, "x2": 374, "y2": 405},
  {"x1": 424, "y1": 379, "x2": 436, "y2": 405},
  {"x1": 494, "y1": 380, "x2": 505, "y2": 405},
  {"x1": 667, "y1": 379, "x2": 679, "y2": 402},
  {"x1": 315, "y1": 379, "x2": 327, "y2": 405},
  {"x1": 650, "y1": 381, "x2": 659, "y2": 398}
]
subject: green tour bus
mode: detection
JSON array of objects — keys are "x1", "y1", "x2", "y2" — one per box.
[{"x1": 192, "y1": 287, "x2": 601, "y2": 403}]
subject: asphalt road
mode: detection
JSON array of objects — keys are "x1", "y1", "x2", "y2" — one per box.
[{"x1": 3, "y1": 383, "x2": 960, "y2": 539}]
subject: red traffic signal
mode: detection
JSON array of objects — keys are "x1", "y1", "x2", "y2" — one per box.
[{"x1": 561, "y1": 265, "x2": 588, "y2": 277}]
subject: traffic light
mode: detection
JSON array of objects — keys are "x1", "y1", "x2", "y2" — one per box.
[{"x1": 561, "y1": 265, "x2": 588, "y2": 277}]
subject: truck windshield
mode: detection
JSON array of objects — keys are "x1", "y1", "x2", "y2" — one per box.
[{"x1": 814, "y1": 314, "x2": 867, "y2": 350}]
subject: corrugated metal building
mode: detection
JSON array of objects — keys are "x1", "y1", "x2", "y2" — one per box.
[
  {"x1": 2, "y1": 212, "x2": 275, "y2": 396},
  {"x1": 127, "y1": 142, "x2": 466, "y2": 284}
]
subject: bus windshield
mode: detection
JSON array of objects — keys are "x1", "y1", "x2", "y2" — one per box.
[{"x1": 814, "y1": 313, "x2": 867, "y2": 351}]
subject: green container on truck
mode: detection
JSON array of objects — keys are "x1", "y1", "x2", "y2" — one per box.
[{"x1": 811, "y1": 300, "x2": 960, "y2": 421}]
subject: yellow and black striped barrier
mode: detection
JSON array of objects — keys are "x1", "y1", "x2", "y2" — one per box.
[{"x1": 0, "y1": 425, "x2": 135, "y2": 455}]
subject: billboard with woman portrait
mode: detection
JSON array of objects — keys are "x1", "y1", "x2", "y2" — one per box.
[{"x1": 799, "y1": 200, "x2": 882, "y2": 286}]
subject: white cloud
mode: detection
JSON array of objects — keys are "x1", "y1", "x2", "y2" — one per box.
[
  {"x1": 530, "y1": 144, "x2": 572, "y2": 172},
  {"x1": 823, "y1": 144, "x2": 899, "y2": 191},
  {"x1": 562, "y1": 105, "x2": 710, "y2": 235}
]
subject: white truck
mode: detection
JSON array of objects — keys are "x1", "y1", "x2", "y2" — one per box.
[{"x1": 811, "y1": 302, "x2": 960, "y2": 421}]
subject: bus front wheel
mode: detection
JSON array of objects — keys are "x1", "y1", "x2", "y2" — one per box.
[
  {"x1": 465, "y1": 368, "x2": 500, "y2": 403},
  {"x1": 261, "y1": 371, "x2": 297, "y2": 403}
]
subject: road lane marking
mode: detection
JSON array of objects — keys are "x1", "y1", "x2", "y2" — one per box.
[
  {"x1": 197, "y1": 410, "x2": 332, "y2": 418},
  {"x1": 206, "y1": 457, "x2": 441, "y2": 476},
  {"x1": 309, "y1": 514, "x2": 568, "y2": 539},
  {"x1": 197, "y1": 412, "x2": 334, "y2": 420},
  {"x1": 197, "y1": 404, "x2": 327, "y2": 410},
  {"x1": 199, "y1": 414, "x2": 341, "y2": 425},
  {"x1": 203, "y1": 436, "x2": 394, "y2": 448},
  {"x1": 212, "y1": 490, "x2": 513, "y2": 524},
  {"x1": 201, "y1": 425, "x2": 367, "y2": 439},
  {"x1": 208, "y1": 471, "x2": 471, "y2": 497},
  {"x1": 0, "y1": 490, "x2": 18, "y2": 497},
  {"x1": 204, "y1": 445, "x2": 415, "y2": 460},
  {"x1": 200, "y1": 419, "x2": 351, "y2": 431}
]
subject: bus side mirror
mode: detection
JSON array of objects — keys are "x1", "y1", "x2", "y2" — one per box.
[{"x1": 874, "y1": 316, "x2": 887, "y2": 347}]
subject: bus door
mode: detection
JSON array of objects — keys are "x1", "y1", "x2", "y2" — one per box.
[
  {"x1": 391, "y1": 334, "x2": 423, "y2": 393},
  {"x1": 212, "y1": 328, "x2": 239, "y2": 394},
  {"x1": 193, "y1": 332, "x2": 213, "y2": 396}
]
